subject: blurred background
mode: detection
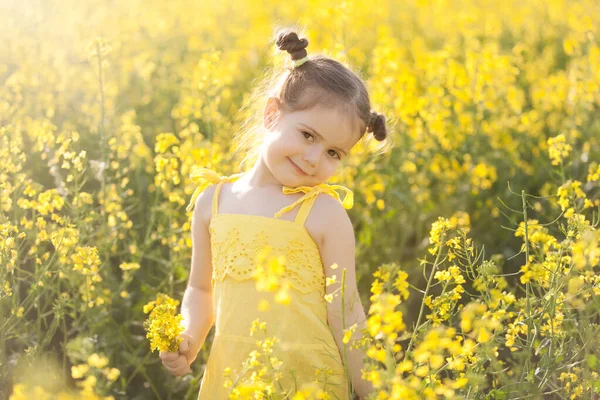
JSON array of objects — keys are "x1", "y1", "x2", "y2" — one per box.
[{"x1": 0, "y1": 0, "x2": 598, "y2": 398}]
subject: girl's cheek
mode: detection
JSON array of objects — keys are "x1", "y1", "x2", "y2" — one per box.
[
  {"x1": 293, "y1": 134, "x2": 306, "y2": 149},
  {"x1": 263, "y1": 131, "x2": 280, "y2": 148},
  {"x1": 322, "y1": 159, "x2": 339, "y2": 178}
]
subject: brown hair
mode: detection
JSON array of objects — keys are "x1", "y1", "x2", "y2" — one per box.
[{"x1": 234, "y1": 26, "x2": 388, "y2": 166}]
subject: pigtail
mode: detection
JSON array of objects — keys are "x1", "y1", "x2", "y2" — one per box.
[
  {"x1": 276, "y1": 29, "x2": 309, "y2": 66},
  {"x1": 367, "y1": 111, "x2": 387, "y2": 141}
]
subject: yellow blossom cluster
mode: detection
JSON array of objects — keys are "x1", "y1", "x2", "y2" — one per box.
[
  {"x1": 253, "y1": 247, "x2": 291, "y2": 309},
  {"x1": 70, "y1": 353, "x2": 121, "y2": 393},
  {"x1": 557, "y1": 180, "x2": 593, "y2": 218},
  {"x1": 143, "y1": 293, "x2": 184, "y2": 353},
  {"x1": 547, "y1": 134, "x2": 572, "y2": 166},
  {"x1": 9, "y1": 384, "x2": 114, "y2": 400},
  {"x1": 222, "y1": 319, "x2": 286, "y2": 399}
]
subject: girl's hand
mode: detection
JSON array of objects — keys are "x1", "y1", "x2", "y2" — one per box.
[
  {"x1": 159, "y1": 349, "x2": 190, "y2": 377},
  {"x1": 178, "y1": 331, "x2": 202, "y2": 365},
  {"x1": 159, "y1": 332, "x2": 201, "y2": 376}
]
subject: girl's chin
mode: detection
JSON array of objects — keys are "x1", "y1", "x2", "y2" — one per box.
[
  {"x1": 278, "y1": 174, "x2": 312, "y2": 188},
  {"x1": 286, "y1": 177, "x2": 325, "y2": 188},
  {"x1": 271, "y1": 167, "x2": 323, "y2": 187}
]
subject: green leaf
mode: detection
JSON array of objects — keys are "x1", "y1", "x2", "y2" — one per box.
[
  {"x1": 587, "y1": 354, "x2": 598, "y2": 370},
  {"x1": 488, "y1": 389, "x2": 507, "y2": 400}
]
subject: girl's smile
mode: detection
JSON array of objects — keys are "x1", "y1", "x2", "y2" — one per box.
[
  {"x1": 288, "y1": 157, "x2": 309, "y2": 176},
  {"x1": 258, "y1": 96, "x2": 363, "y2": 188}
]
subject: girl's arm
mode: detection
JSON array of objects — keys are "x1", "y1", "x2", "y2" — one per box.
[
  {"x1": 180, "y1": 185, "x2": 217, "y2": 364},
  {"x1": 316, "y1": 197, "x2": 374, "y2": 399}
]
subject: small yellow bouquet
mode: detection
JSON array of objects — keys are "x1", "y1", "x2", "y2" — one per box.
[{"x1": 143, "y1": 293, "x2": 184, "y2": 353}]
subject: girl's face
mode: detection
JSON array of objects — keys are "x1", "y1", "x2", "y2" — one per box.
[{"x1": 261, "y1": 97, "x2": 362, "y2": 187}]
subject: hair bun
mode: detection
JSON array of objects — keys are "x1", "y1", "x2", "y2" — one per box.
[
  {"x1": 276, "y1": 30, "x2": 309, "y2": 61},
  {"x1": 367, "y1": 111, "x2": 387, "y2": 141}
]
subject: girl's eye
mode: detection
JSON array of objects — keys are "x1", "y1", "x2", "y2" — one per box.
[
  {"x1": 302, "y1": 131, "x2": 314, "y2": 141},
  {"x1": 327, "y1": 149, "x2": 340, "y2": 159}
]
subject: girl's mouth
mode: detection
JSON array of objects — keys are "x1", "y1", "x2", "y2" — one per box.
[{"x1": 288, "y1": 158, "x2": 308, "y2": 176}]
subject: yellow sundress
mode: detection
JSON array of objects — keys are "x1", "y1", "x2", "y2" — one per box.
[{"x1": 187, "y1": 168, "x2": 353, "y2": 400}]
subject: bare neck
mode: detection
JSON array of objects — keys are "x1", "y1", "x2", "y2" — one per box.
[{"x1": 238, "y1": 155, "x2": 282, "y2": 189}]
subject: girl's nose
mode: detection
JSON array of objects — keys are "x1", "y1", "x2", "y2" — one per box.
[{"x1": 302, "y1": 147, "x2": 319, "y2": 167}]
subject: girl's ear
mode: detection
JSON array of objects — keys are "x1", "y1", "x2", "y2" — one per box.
[{"x1": 263, "y1": 97, "x2": 281, "y2": 130}]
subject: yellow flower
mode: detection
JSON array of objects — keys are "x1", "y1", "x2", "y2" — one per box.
[
  {"x1": 253, "y1": 248, "x2": 287, "y2": 294},
  {"x1": 12, "y1": 306, "x2": 24, "y2": 317},
  {"x1": 88, "y1": 353, "x2": 109, "y2": 369},
  {"x1": 250, "y1": 319, "x2": 266, "y2": 336},
  {"x1": 71, "y1": 247, "x2": 101, "y2": 275},
  {"x1": 396, "y1": 360, "x2": 413, "y2": 373},
  {"x1": 71, "y1": 364, "x2": 90, "y2": 379},
  {"x1": 143, "y1": 293, "x2": 184, "y2": 352},
  {"x1": 343, "y1": 323, "x2": 357, "y2": 344},
  {"x1": 428, "y1": 217, "x2": 453, "y2": 254},
  {"x1": 415, "y1": 365, "x2": 429, "y2": 377},
  {"x1": 119, "y1": 262, "x2": 140, "y2": 271},
  {"x1": 394, "y1": 269, "x2": 410, "y2": 300},
  {"x1": 547, "y1": 134, "x2": 572, "y2": 165},
  {"x1": 257, "y1": 299, "x2": 270, "y2": 312},
  {"x1": 452, "y1": 376, "x2": 469, "y2": 389},
  {"x1": 366, "y1": 293, "x2": 405, "y2": 343},
  {"x1": 154, "y1": 133, "x2": 180, "y2": 154},
  {"x1": 103, "y1": 367, "x2": 120, "y2": 381},
  {"x1": 587, "y1": 163, "x2": 600, "y2": 182},
  {"x1": 325, "y1": 275, "x2": 337, "y2": 287},
  {"x1": 435, "y1": 270, "x2": 451, "y2": 282},
  {"x1": 367, "y1": 345, "x2": 387, "y2": 362},
  {"x1": 76, "y1": 374, "x2": 98, "y2": 392},
  {"x1": 274, "y1": 287, "x2": 291, "y2": 305}
]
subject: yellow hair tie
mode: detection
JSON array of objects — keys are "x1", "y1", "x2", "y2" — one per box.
[{"x1": 293, "y1": 56, "x2": 309, "y2": 67}]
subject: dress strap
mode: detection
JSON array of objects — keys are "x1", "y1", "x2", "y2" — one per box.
[
  {"x1": 186, "y1": 167, "x2": 242, "y2": 212},
  {"x1": 293, "y1": 196, "x2": 319, "y2": 226},
  {"x1": 274, "y1": 184, "x2": 354, "y2": 226},
  {"x1": 212, "y1": 181, "x2": 225, "y2": 215}
]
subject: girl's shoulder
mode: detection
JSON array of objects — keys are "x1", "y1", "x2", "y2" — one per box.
[
  {"x1": 304, "y1": 185, "x2": 355, "y2": 244},
  {"x1": 186, "y1": 167, "x2": 242, "y2": 224},
  {"x1": 311, "y1": 191, "x2": 352, "y2": 224},
  {"x1": 186, "y1": 167, "x2": 242, "y2": 210},
  {"x1": 190, "y1": 183, "x2": 218, "y2": 224}
]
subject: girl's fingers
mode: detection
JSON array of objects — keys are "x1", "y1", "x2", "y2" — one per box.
[
  {"x1": 172, "y1": 355, "x2": 189, "y2": 369},
  {"x1": 165, "y1": 363, "x2": 190, "y2": 376},
  {"x1": 162, "y1": 354, "x2": 189, "y2": 370},
  {"x1": 159, "y1": 351, "x2": 179, "y2": 361},
  {"x1": 160, "y1": 351, "x2": 191, "y2": 376},
  {"x1": 179, "y1": 335, "x2": 190, "y2": 354},
  {"x1": 164, "y1": 365, "x2": 181, "y2": 376}
]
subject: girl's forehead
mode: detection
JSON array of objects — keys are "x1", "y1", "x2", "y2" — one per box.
[{"x1": 294, "y1": 106, "x2": 362, "y2": 147}]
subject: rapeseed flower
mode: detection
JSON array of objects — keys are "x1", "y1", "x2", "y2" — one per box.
[{"x1": 143, "y1": 293, "x2": 184, "y2": 353}]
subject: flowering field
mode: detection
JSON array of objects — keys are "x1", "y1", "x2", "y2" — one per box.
[{"x1": 1, "y1": 0, "x2": 600, "y2": 398}]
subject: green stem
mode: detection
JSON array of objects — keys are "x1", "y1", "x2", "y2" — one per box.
[
  {"x1": 405, "y1": 233, "x2": 446, "y2": 358},
  {"x1": 521, "y1": 190, "x2": 534, "y2": 386},
  {"x1": 341, "y1": 268, "x2": 352, "y2": 396},
  {"x1": 95, "y1": 42, "x2": 109, "y2": 273},
  {"x1": 1, "y1": 233, "x2": 64, "y2": 332}
]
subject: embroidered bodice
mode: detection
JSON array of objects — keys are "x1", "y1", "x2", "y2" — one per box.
[{"x1": 186, "y1": 167, "x2": 353, "y2": 295}]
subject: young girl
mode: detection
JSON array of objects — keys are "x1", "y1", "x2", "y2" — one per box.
[{"x1": 159, "y1": 28, "x2": 388, "y2": 400}]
